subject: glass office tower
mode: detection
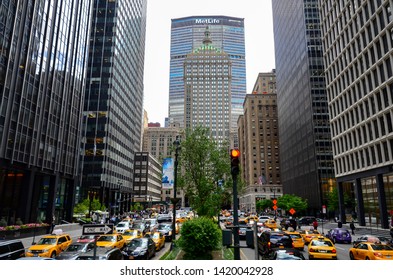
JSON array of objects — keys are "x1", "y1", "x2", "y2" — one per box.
[
  {"x1": 81, "y1": 0, "x2": 147, "y2": 214},
  {"x1": 0, "y1": 1, "x2": 91, "y2": 224},
  {"x1": 169, "y1": 16, "x2": 246, "y2": 130},
  {"x1": 272, "y1": 0, "x2": 335, "y2": 211}
]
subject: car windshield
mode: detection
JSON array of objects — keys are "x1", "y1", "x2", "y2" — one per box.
[
  {"x1": 311, "y1": 240, "x2": 333, "y2": 247},
  {"x1": 117, "y1": 223, "x2": 127, "y2": 228},
  {"x1": 127, "y1": 239, "x2": 146, "y2": 249},
  {"x1": 158, "y1": 224, "x2": 171, "y2": 230},
  {"x1": 65, "y1": 244, "x2": 84, "y2": 252},
  {"x1": 37, "y1": 238, "x2": 57, "y2": 245},
  {"x1": 79, "y1": 235, "x2": 95, "y2": 240},
  {"x1": 98, "y1": 236, "x2": 116, "y2": 242},
  {"x1": 289, "y1": 234, "x2": 302, "y2": 239},
  {"x1": 124, "y1": 231, "x2": 138, "y2": 236},
  {"x1": 371, "y1": 244, "x2": 393, "y2": 251}
]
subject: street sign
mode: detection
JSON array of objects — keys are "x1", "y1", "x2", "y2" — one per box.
[
  {"x1": 289, "y1": 208, "x2": 296, "y2": 215},
  {"x1": 272, "y1": 205, "x2": 278, "y2": 210},
  {"x1": 82, "y1": 224, "x2": 114, "y2": 235},
  {"x1": 322, "y1": 205, "x2": 327, "y2": 214}
]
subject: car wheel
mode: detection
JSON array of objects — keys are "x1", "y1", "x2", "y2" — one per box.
[
  {"x1": 365, "y1": 256, "x2": 370, "y2": 260},
  {"x1": 349, "y1": 252, "x2": 354, "y2": 260},
  {"x1": 50, "y1": 251, "x2": 56, "y2": 258}
]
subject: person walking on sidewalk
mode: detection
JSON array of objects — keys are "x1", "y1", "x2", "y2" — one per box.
[
  {"x1": 350, "y1": 220, "x2": 356, "y2": 235},
  {"x1": 312, "y1": 219, "x2": 318, "y2": 230}
]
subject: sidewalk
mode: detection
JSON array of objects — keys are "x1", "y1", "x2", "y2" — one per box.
[{"x1": 319, "y1": 222, "x2": 391, "y2": 240}]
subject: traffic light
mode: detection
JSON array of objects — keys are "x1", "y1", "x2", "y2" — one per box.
[{"x1": 230, "y1": 149, "x2": 240, "y2": 175}]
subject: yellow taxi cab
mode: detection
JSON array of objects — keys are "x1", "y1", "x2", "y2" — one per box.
[
  {"x1": 301, "y1": 229, "x2": 320, "y2": 244},
  {"x1": 308, "y1": 236, "x2": 337, "y2": 260},
  {"x1": 264, "y1": 219, "x2": 279, "y2": 230},
  {"x1": 122, "y1": 229, "x2": 143, "y2": 243},
  {"x1": 26, "y1": 233, "x2": 72, "y2": 258},
  {"x1": 349, "y1": 242, "x2": 393, "y2": 260},
  {"x1": 285, "y1": 231, "x2": 305, "y2": 251},
  {"x1": 245, "y1": 215, "x2": 259, "y2": 224},
  {"x1": 176, "y1": 216, "x2": 187, "y2": 223},
  {"x1": 96, "y1": 233, "x2": 125, "y2": 249},
  {"x1": 144, "y1": 231, "x2": 165, "y2": 251}
]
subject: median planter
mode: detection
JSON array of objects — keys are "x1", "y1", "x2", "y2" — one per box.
[{"x1": 0, "y1": 224, "x2": 50, "y2": 240}]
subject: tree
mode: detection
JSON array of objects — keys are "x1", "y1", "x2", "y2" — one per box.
[
  {"x1": 256, "y1": 199, "x2": 273, "y2": 213},
  {"x1": 177, "y1": 126, "x2": 234, "y2": 217},
  {"x1": 277, "y1": 194, "x2": 308, "y2": 213},
  {"x1": 73, "y1": 198, "x2": 105, "y2": 215},
  {"x1": 327, "y1": 187, "x2": 356, "y2": 213}
]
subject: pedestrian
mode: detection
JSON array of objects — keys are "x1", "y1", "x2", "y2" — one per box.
[
  {"x1": 50, "y1": 215, "x2": 56, "y2": 234},
  {"x1": 350, "y1": 220, "x2": 356, "y2": 235},
  {"x1": 312, "y1": 219, "x2": 318, "y2": 230},
  {"x1": 337, "y1": 219, "x2": 342, "y2": 228}
]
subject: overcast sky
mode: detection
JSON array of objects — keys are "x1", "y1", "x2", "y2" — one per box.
[{"x1": 143, "y1": 0, "x2": 276, "y2": 125}]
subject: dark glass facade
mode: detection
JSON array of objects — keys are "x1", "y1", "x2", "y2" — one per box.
[
  {"x1": 272, "y1": 0, "x2": 335, "y2": 211},
  {"x1": 0, "y1": 1, "x2": 91, "y2": 224},
  {"x1": 81, "y1": 0, "x2": 147, "y2": 214},
  {"x1": 169, "y1": 16, "x2": 246, "y2": 129}
]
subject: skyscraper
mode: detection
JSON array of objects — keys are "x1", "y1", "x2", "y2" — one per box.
[
  {"x1": 169, "y1": 16, "x2": 246, "y2": 132},
  {"x1": 81, "y1": 0, "x2": 147, "y2": 213},
  {"x1": 184, "y1": 27, "x2": 232, "y2": 144},
  {"x1": 272, "y1": 0, "x2": 335, "y2": 211},
  {"x1": 319, "y1": 0, "x2": 393, "y2": 228},
  {"x1": 0, "y1": 1, "x2": 91, "y2": 224}
]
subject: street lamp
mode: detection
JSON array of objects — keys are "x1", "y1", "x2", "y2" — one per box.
[{"x1": 171, "y1": 136, "x2": 181, "y2": 250}]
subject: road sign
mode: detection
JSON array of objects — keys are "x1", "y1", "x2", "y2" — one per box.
[
  {"x1": 289, "y1": 208, "x2": 296, "y2": 215},
  {"x1": 272, "y1": 205, "x2": 278, "y2": 210},
  {"x1": 322, "y1": 205, "x2": 327, "y2": 214},
  {"x1": 82, "y1": 224, "x2": 114, "y2": 235},
  {"x1": 272, "y1": 199, "x2": 277, "y2": 205}
]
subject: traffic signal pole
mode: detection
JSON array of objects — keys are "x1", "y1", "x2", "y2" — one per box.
[
  {"x1": 232, "y1": 172, "x2": 240, "y2": 260},
  {"x1": 230, "y1": 149, "x2": 241, "y2": 260}
]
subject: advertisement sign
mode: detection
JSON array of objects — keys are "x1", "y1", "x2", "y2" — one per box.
[{"x1": 162, "y1": 157, "x2": 174, "y2": 189}]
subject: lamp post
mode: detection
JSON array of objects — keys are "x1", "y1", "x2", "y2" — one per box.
[{"x1": 171, "y1": 137, "x2": 181, "y2": 250}]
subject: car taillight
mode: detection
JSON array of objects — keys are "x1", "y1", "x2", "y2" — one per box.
[
  {"x1": 309, "y1": 248, "x2": 314, "y2": 252},
  {"x1": 268, "y1": 241, "x2": 271, "y2": 249},
  {"x1": 374, "y1": 252, "x2": 382, "y2": 258},
  {"x1": 332, "y1": 249, "x2": 336, "y2": 253},
  {"x1": 292, "y1": 242, "x2": 294, "y2": 248}
]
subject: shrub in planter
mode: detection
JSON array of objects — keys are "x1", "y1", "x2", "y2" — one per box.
[{"x1": 177, "y1": 217, "x2": 222, "y2": 259}]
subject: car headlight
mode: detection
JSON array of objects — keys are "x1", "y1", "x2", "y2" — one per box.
[
  {"x1": 43, "y1": 249, "x2": 49, "y2": 253},
  {"x1": 27, "y1": 249, "x2": 33, "y2": 253}
]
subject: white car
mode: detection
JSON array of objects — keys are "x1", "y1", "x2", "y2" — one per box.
[
  {"x1": 258, "y1": 216, "x2": 272, "y2": 223},
  {"x1": 115, "y1": 221, "x2": 131, "y2": 234}
]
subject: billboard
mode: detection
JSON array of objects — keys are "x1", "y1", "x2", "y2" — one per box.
[{"x1": 162, "y1": 157, "x2": 174, "y2": 189}]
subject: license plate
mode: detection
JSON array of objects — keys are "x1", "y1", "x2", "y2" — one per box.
[
  {"x1": 386, "y1": 255, "x2": 391, "y2": 258},
  {"x1": 129, "y1": 256, "x2": 134, "y2": 260},
  {"x1": 319, "y1": 250, "x2": 327, "y2": 253},
  {"x1": 279, "y1": 245, "x2": 284, "y2": 248},
  {"x1": 33, "y1": 254, "x2": 38, "y2": 257}
]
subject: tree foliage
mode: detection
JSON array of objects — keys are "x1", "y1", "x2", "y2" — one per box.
[
  {"x1": 73, "y1": 198, "x2": 105, "y2": 215},
  {"x1": 326, "y1": 187, "x2": 356, "y2": 212},
  {"x1": 177, "y1": 126, "x2": 235, "y2": 217},
  {"x1": 256, "y1": 199, "x2": 273, "y2": 212},
  {"x1": 277, "y1": 194, "x2": 308, "y2": 213}
]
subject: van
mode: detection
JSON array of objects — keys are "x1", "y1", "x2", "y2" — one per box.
[{"x1": 0, "y1": 240, "x2": 25, "y2": 260}]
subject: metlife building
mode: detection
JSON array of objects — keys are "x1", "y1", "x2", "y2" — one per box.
[{"x1": 168, "y1": 16, "x2": 246, "y2": 131}]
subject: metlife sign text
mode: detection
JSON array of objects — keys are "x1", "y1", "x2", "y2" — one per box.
[{"x1": 195, "y1": 18, "x2": 220, "y2": 24}]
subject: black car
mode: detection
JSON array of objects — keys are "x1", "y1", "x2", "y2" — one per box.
[
  {"x1": 268, "y1": 248, "x2": 305, "y2": 260},
  {"x1": 55, "y1": 241, "x2": 95, "y2": 260},
  {"x1": 257, "y1": 231, "x2": 293, "y2": 259},
  {"x1": 122, "y1": 238, "x2": 156, "y2": 260},
  {"x1": 0, "y1": 240, "x2": 25, "y2": 260},
  {"x1": 298, "y1": 216, "x2": 316, "y2": 226},
  {"x1": 76, "y1": 247, "x2": 124, "y2": 260},
  {"x1": 157, "y1": 223, "x2": 173, "y2": 241},
  {"x1": 280, "y1": 218, "x2": 297, "y2": 230}
]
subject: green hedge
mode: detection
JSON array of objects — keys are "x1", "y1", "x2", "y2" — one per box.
[{"x1": 177, "y1": 217, "x2": 222, "y2": 259}]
